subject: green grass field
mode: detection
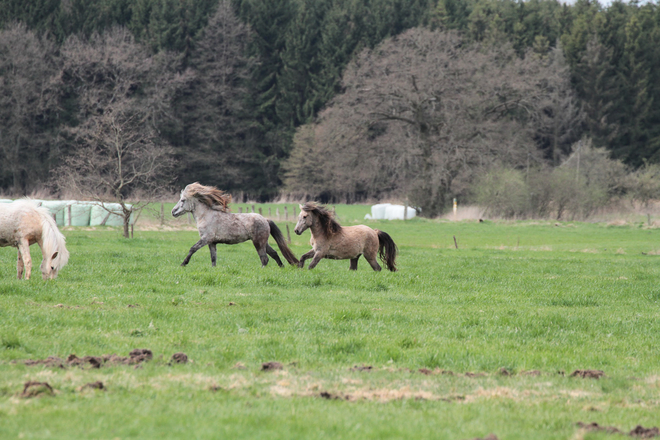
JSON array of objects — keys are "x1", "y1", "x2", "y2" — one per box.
[{"x1": 1, "y1": 206, "x2": 659, "y2": 439}]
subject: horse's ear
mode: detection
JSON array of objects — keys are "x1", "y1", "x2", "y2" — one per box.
[
  {"x1": 51, "y1": 252, "x2": 58, "y2": 260},
  {"x1": 299, "y1": 204, "x2": 303, "y2": 210}
]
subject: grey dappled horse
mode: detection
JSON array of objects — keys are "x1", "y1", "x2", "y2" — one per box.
[
  {"x1": 294, "y1": 202, "x2": 397, "y2": 271},
  {"x1": 172, "y1": 183, "x2": 299, "y2": 267},
  {"x1": 0, "y1": 200, "x2": 70, "y2": 280}
]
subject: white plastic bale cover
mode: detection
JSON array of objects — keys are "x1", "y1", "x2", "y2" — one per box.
[
  {"x1": 65, "y1": 202, "x2": 93, "y2": 226},
  {"x1": 0, "y1": 199, "x2": 13, "y2": 203},
  {"x1": 384, "y1": 205, "x2": 417, "y2": 220},
  {"x1": 371, "y1": 203, "x2": 391, "y2": 220},
  {"x1": 41, "y1": 201, "x2": 68, "y2": 226},
  {"x1": 89, "y1": 203, "x2": 132, "y2": 227}
]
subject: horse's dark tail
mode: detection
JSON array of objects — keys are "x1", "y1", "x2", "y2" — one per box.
[
  {"x1": 268, "y1": 220, "x2": 299, "y2": 265},
  {"x1": 377, "y1": 230, "x2": 398, "y2": 272}
]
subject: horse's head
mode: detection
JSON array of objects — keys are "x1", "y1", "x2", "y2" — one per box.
[
  {"x1": 294, "y1": 204, "x2": 313, "y2": 235},
  {"x1": 40, "y1": 251, "x2": 60, "y2": 280},
  {"x1": 172, "y1": 188, "x2": 194, "y2": 217}
]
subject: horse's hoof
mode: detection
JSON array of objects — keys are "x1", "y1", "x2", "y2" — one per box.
[{"x1": 180, "y1": 263, "x2": 187, "y2": 267}]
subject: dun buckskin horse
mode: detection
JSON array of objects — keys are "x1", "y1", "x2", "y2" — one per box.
[
  {"x1": 294, "y1": 202, "x2": 397, "y2": 271},
  {"x1": 0, "y1": 200, "x2": 70, "y2": 280},
  {"x1": 172, "y1": 183, "x2": 298, "y2": 268}
]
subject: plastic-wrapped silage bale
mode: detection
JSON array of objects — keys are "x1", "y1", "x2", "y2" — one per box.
[
  {"x1": 89, "y1": 203, "x2": 132, "y2": 227},
  {"x1": 41, "y1": 201, "x2": 68, "y2": 226},
  {"x1": 384, "y1": 205, "x2": 417, "y2": 220},
  {"x1": 370, "y1": 203, "x2": 391, "y2": 220},
  {"x1": 0, "y1": 199, "x2": 13, "y2": 203},
  {"x1": 65, "y1": 201, "x2": 93, "y2": 226}
]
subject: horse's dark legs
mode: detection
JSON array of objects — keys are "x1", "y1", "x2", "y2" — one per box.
[
  {"x1": 181, "y1": 239, "x2": 208, "y2": 266},
  {"x1": 298, "y1": 249, "x2": 316, "y2": 268},
  {"x1": 266, "y1": 244, "x2": 284, "y2": 267},
  {"x1": 349, "y1": 255, "x2": 361, "y2": 270},
  {"x1": 209, "y1": 243, "x2": 217, "y2": 267}
]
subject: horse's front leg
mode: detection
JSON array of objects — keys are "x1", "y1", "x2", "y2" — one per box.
[
  {"x1": 298, "y1": 249, "x2": 316, "y2": 269},
  {"x1": 16, "y1": 251, "x2": 24, "y2": 280},
  {"x1": 209, "y1": 243, "x2": 217, "y2": 267},
  {"x1": 181, "y1": 239, "x2": 208, "y2": 266},
  {"x1": 307, "y1": 252, "x2": 324, "y2": 270},
  {"x1": 17, "y1": 240, "x2": 31, "y2": 280}
]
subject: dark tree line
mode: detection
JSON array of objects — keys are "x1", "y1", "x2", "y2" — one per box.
[{"x1": 1, "y1": 0, "x2": 660, "y2": 208}]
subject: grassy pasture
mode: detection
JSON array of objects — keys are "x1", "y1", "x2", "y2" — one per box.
[{"x1": 1, "y1": 208, "x2": 660, "y2": 439}]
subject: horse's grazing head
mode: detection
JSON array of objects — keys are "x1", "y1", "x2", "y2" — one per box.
[
  {"x1": 295, "y1": 202, "x2": 341, "y2": 237},
  {"x1": 40, "y1": 251, "x2": 62, "y2": 280},
  {"x1": 172, "y1": 183, "x2": 232, "y2": 217}
]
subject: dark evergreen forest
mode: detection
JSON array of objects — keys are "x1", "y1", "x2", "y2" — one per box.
[{"x1": 1, "y1": 0, "x2": 659, "y2": 209}]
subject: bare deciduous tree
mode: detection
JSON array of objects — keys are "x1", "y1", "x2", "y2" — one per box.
[
  {"x1": 284, "y1": 28, "x2": 583, "y2": 216},
  {"x1": 52, "y1": 28, "x2": 176, "y2": 237}
]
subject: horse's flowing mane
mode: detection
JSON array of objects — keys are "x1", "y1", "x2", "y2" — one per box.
[
  {"x1": 301, "y1": 202, "x2": 342, "y2": 237},
  {"x1": 184, "y1": 183, "x2": 231, "y2": 212}
]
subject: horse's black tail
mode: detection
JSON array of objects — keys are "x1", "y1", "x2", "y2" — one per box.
[
  {"x1": 268, "y1": 220, "x2": 299, "y2": 266},
  {"x1": 377, "y1": 230, "x2": 398, "y2": 272}
]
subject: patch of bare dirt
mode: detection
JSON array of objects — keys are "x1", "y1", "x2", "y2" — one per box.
[
  {"x1": 20, "y1": 381, "x2": 54, "y2": 398},
  {"x1": 522, "y1": 370, "x2": 542, "y2": 376},
  {"x1": 465, "y1": 372, "x2": 487, "y2": 378},
  {"x1": 262, "y1": 361, "x2": 283, "y2": 371},
  {"x1": 498, "y1": 368, "x2": 512, "y2": 376},
  {"x1": 570, "y1": 369, "x2": 605, "y2": 379},
  {"x1": 466, "y1": 435, "x2": 499, "y2": 440}
]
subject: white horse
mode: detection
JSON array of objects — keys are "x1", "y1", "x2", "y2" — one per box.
[{"x1": 0, "y1": 200, "x2": 70, "y2": 280}]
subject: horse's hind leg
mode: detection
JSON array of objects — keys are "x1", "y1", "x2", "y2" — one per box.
[
  {"x1": 266, "y1": 244, "x2": 284, "y2": 267},
  {"x1": 349, "y1": 255, "x2": 361, "y2": 271},
  {"x1": 17, "y1": 240, "x2": 32, "y2": 280},
  {"x1": 209, "y1": 243, "x2": 217, "y2": 267},
  {"x1": 253, "y1": 241, "x2": 269, "y2": 267},
  {"x1": 364, "y1": 251, "x2": 382, "y2": 272}
]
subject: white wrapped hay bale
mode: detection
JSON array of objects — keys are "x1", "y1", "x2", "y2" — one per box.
[
  {"x1": 90, "y1": 203, "x2": 131, "y2": 226},
  {"x1": 41, "y1": 201, "x2": 68, "y2": 226},
  {"x1": 384, "y1": 204, "x2": 417, "y2": 220},
  {"x1": 65, "y1": 202, "x2": 93, "y2": 226},
  {"x1": 370, "y1": 203, "x2": 391, "y2": 220},
  {"x1": 0, "y1": 199, "x2": 13, "y2": 203}
]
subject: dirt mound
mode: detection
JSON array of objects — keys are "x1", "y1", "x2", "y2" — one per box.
[
  {"x1": 319, "y1": 391, "x2": 350, "y2": 400},
  {"x1": 261, "y1": 361, "x2": 283, "y2": 371},
  {"x1": 350, "y1": 365, "x2": 373, "y2": 372},
  {"x1": 21, "y1": 381, "x2": 54, "y2": 398},
  {"x1": 22, "y1": 349, "x2": 154, "y2": 369},
  {"x1": 570, "y1": 369, "x2": 605, "y2": 379},
  {"x1": 170, "y1": 352, "x2": 188, "y2": 364},
  {"x1": 81, "y1": 381, "x2": 105, "y2": 391},
  {"x1": 577, "y1": 422, "x2": 659, "y2": 438},
  {"x1": 630, "y1": 425, "x2": 660, "y2": 438},
  {"x1": 577, "y1": 422, "x2": 623, "y2": 434},
  {"x1": 466, "y1": 435, "x2": 499, "y2": 440}
]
